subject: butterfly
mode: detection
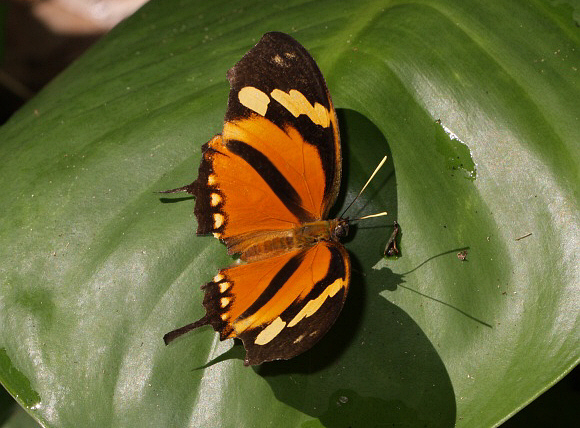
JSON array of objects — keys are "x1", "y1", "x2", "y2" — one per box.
[{"x1": 164, "y1": 32, "x2": 366, "y2": 365}]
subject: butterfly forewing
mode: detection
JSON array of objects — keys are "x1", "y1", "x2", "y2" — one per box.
[{"x1": 226, "y1": 32, "x2": 342, "y2": 218}]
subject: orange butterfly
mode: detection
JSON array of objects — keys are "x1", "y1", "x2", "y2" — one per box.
[{"x1": 164, "y1": 32, "x2": 367, "y2": 365}]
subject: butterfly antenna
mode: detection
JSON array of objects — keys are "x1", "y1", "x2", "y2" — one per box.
[
  {"x1": 350, "y1": 211, "x2": 388, "y2": 222},
  {"x1": 340, "y1": 156, "x2": 388, "y2": 219}
]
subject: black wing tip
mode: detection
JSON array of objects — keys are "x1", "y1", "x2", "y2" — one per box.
[{"x1": 262, "y1": 31, "x2": 296, "y2": 42}]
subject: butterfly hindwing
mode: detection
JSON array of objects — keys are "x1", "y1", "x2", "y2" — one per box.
[{"x1": 200, "y1": 241, "x2": 350, "y2": 365}]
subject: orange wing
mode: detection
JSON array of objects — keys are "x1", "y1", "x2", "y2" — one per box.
[
  {"x1": 191, "y1": 241, "x2": 350, "y2": 366},
  {"x1": 193, "y1": 116, "x2": 329, "y2": 244}
]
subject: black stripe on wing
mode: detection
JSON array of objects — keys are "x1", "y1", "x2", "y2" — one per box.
[
  {"x1": 238, "y1": 250, "x2": 306, "y2": 320},
  {"x1": 280, "y1": 243, "x2": 349, "y2": 320},
  {"x1": 226, "y1": 32, "x2": 340, "y2": 218},
  {"x1": 227, "y1": 139, "x2": 315, "y2": 223}
]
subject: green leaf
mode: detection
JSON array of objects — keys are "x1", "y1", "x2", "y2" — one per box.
[
  {"x1": 1, "y1": 385, "x2": 41, "y2": 428},
  {"x1": 0, "y1": 0, "x2": 578, "y2": 427}
]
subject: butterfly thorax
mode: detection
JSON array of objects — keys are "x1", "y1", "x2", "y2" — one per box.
[
  {"x1": 294, "y1": 219, "x2": 349, "y2": 244},
  {"x1": 234, "y1": 219, "x2": 349, "y2": 262}
]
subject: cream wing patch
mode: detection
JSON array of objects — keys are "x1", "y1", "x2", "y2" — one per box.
[
  {"x1": 213, "y1": 213, "x2": 224, "y2": 229},
  {"x1": 238, "y1": 86, "x2": 330, "y2": 127},
  {"x1": 287, "y1": 278, "x2": 343, "y2": 327},
  {"x1": 271, "y1": 89, "x2": 330, "y2": 127},
  {"x1": 238, "y1": 86, "x2": 270, "y2": 116},
  {"x1": 272, "y1": 54, "x2": 286, "y2": 66},
  {"x1": 219, "y1": 281, "x2": 231, "y2": 293},
  {"x1": 210, "y1": 193, "x2": 222, "y2": 207},
  {"x1": 255, "y1": 317, "x2": 287, "y2": 345}
]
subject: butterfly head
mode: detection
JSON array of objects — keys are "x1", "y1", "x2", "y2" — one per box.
[{"x1": 332, "y1": 218, "x2": 350, "y2": 240}]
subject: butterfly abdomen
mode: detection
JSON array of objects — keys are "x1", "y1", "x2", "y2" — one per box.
[{"x1": 243, "y1": 235, "x2": 295, "y2": 260}]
